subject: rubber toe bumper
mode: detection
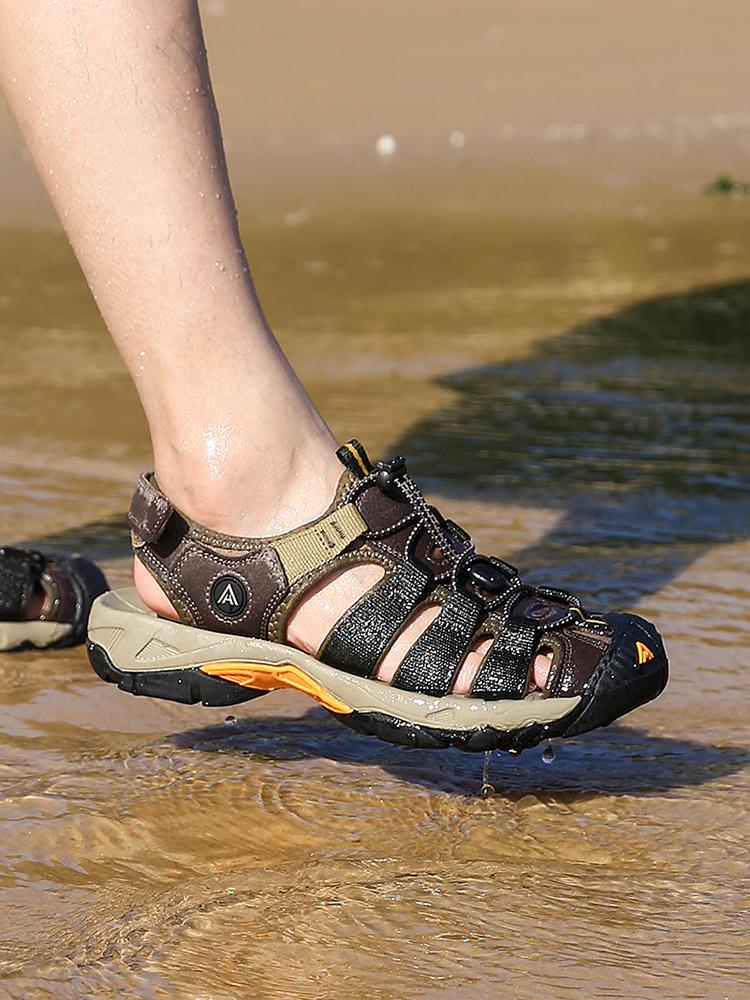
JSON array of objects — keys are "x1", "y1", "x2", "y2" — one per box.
[{"x1": 561, "y1": 611, "x2": 668, "y2": 738}]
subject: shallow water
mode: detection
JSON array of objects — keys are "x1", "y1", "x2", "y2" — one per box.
[
  {"x1": 1, "y1": 180, "x2": 748, "y2": 998},
  {"x1": 2, "y1": 3, "x2": 750, "y2": 996}
]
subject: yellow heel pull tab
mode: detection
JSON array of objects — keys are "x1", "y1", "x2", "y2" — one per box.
[
  {"x1": 200, "y1": 661, "x2": 353, "y2": 714},
  {"x1": 636, "y1": 641, "x2": 655, "y2": 665}
]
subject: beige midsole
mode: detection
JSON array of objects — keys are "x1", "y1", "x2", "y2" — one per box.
[
  {"x1": 88, "y1": 588, "x2": 581, "y2": 733},
  {"x1": 0, "y1": 620, "x2": 73, "y2": 651}
]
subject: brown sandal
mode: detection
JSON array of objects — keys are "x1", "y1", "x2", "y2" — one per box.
[
  {"x1": 0, "y1": 546, "x2": 108, "y2": 651},
  {"x1": 87, "y1": 441, "x2": 668, "y2": 752}
]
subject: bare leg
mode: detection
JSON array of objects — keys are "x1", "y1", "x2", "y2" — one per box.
[
  {"x1": 0, "y1": 0, "x2": 338, "y2": 535},
  {"x1": 0, "y1": 1, "x2": 550, "y2": 689}
]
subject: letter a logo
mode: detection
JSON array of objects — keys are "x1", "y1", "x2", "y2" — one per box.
[
  {"x1": 210, "y1": 575, "x2": 249, "y2": 618},
  {"x1": 635, "y1": 641, "x2": 654, "y2": 665},
  {"x1": 218, "y1": 582, "x2": 239, "y2": 606}
]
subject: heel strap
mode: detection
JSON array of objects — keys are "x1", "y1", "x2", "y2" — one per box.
[{"x1": 129, "y1": 474, "x2": 174, "y2": 544}]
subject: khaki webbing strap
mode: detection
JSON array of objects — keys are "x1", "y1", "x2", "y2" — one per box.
[{"x1": 274, "y1": 503, "x2": 367, "y2": 585}]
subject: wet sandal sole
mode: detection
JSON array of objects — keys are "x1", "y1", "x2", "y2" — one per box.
[{"x1": 87, "y1": 588, "x2": 668, "y2": 753}]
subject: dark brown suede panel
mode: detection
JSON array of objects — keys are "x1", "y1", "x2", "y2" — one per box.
[
  {"x1": 355, "y1": 485, "x2": 413, "y2": 533},
  {"x1": 545, "y1": 629, "x2": 610, "y2": 696},
  {"x1": 370, "y1": 524, "x2": 419, "y2": 566},
  {"x1": 156, "y1": 544, "x2": 286, "y2": 639},
  {"x1": 511, "y1": 594, "x2": 575, "y2": 628},
  {"x1": 411, "y1": 527, "x2": 454, "y2": 578}
]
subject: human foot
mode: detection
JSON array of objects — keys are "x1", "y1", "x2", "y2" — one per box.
[
  {"x1": 134, "y1": 438, "x2": 554, "y2": 693},
  {"x1": 90, "y1": 442, "x2": 668, "y2": 752},
  {"x1": 0, "y1": 547, "x2": 108, "y2": 651}
]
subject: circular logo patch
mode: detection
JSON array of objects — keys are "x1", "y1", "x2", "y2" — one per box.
[{"x1": 210, "y1": 575, "x2": 248, "y2": 619}]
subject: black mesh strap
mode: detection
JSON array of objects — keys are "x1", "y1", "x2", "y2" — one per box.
[
  {"x1": 470, "y1": 613, "x2": 539, "y2": 700},
  {"x1": 0, "y1": 548, "x2": 41, "y2": 621},
  {"x1": 392, "y1": 591, "x2": 483, "y2": 697},
  {"x1": 320, "y1": 562, "x2": 431, "y2": 678}
]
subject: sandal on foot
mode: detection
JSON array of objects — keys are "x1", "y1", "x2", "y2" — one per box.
[
  {"x1": 87, "y1": 441, "x2": 668, "y2": 752},
  {"x1": 0, "y1": 546, "x2": 108, "y2": 651}
]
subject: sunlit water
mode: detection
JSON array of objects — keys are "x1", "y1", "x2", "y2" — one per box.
[{"x1": 1, "y1": 175, "x2": 749, "y2": 997}]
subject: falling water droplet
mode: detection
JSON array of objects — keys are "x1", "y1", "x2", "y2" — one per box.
[
  {"x1": 479, "y1": 750, "x2": 495, "y2": 798},
  {"x1": 541, "y1": 742, "x2": 556, "y2": 764}
]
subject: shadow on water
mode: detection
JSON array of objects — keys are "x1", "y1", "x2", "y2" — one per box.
[
  {"x1": 395, "y1": 278, "x2": 750, "y2": 606},
  {"x1": 168, "y1": 709, "x2": 750, "y2": 799},
  {"x1": 22, "y1": 278, "x2": 750, "y2": 607},
  {"x1": 18, "y1": 513, "x2": 131, "y2": 562}
]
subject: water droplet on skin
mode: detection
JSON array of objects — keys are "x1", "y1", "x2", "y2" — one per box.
[
  {"x1": 541, "y1": 742, "x2": 556, "y2": 764},
  {"x1": 215, "y1": 260, "x2": 225, "y2": 271},
  {"x1": 204, "y1": 424, "x2": 230, "y2": 477},
  {"x1": 224, "y1": 714, "x2": 237, "y2": 726}
]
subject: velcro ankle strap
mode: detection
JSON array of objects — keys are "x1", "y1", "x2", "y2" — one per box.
[{"x1": 129, "y1": 474, "x2": 174, "y2": 544}]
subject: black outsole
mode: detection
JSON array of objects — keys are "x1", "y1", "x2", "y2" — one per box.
[
  {"x1": 87, "y1": 610, "x2": 668, "y2": 753},
  {"x1": 87, "y1": 641, "x2": 267, "y2": 707}
]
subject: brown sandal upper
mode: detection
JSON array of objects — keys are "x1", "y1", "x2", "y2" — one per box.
[{"x1": 129, "y1": 440, "x2": 614, "y2": 700}]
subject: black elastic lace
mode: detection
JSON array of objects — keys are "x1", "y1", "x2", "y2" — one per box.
[{"x1": 374, "y1": 462, "x2": 521, "y2": 597}]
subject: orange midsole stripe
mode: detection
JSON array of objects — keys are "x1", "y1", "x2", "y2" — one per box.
[{"x1": 200, "y1": 660, "x2": 353, "y2": 714}]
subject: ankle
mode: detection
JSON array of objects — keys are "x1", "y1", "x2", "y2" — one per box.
[{"x1": 153, "y1": 426, "x2": 342, "y2": 537}]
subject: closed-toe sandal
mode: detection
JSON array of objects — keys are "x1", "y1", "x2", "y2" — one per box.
[{"x1": 87, "y1": 441, "x2": 668, "y2": 753}]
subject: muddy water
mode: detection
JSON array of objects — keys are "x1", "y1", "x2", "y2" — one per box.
[{"x1": 2, "y1": 4, "x2": 750, "y2": 998}]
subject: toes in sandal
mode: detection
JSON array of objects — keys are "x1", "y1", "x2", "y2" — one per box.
[
  {"x1": 87, "y1": 441, "x2": 668, "y2": 752},
  {"x1": 0, "y1": 546, "x2": 109, "y2": 651}
]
